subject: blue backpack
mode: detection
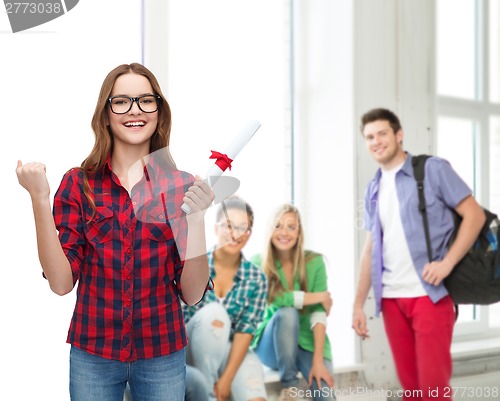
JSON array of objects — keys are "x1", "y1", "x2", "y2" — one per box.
[{"x1": 412, "y1": 155, "x2": 500, "y2": 305}]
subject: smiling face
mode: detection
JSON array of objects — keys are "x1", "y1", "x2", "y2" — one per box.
[
  {"x1": 271, "y1": 211, "x2": 300, "y2": 253},
  {"x1": 362, "y1": 119, "x2": 405, "y2": 169},
  {"x1": 215, "y1": 208, "x2": 252, "y2": 256},
  {"x1": 106, "y1": 72, "x2": 158, "y2": 150}
]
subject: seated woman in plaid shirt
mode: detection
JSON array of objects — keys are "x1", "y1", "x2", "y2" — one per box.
[
  {"x1": 183, "y1": 196, "x2": 268, "y2": 401},
  {"x1": 15, "y1": 63, "x2": 214, "y2": 401}
]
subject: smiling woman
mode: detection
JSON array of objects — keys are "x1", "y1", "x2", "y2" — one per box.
[
  {"x1": 251, "y1": 204, "x2": 336, "y2": 401},
  {"x1": 16, "y1": 62, "x2": 215, "y2": 401},
  {"x1": 183, "y1": 196, "x2": 268, "y2": 401},
  {"x1": 2, "y1": 3, "x2": 147, "y2": 401}
]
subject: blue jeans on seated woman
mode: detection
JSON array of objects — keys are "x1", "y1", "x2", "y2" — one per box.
[
  {"x1": 69, "y1": 345, "x2": 185, "y2": 401},
  {"x1": 254, "y1": 307, "x2": 336, "y2": 401},
  {"x1": 185, "y1": 302, "x2": 267, "y2": 401},
  {"x1": 185, "y1": 365, "x2": 210, "y2": 401}
]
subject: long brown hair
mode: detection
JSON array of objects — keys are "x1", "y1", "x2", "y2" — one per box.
[
  {"x1": 81, "y1": 63, "x2": 176, "y2": 214},
  {"x1": 263, "y1": 204, "x2": 308, "y2": 303}
]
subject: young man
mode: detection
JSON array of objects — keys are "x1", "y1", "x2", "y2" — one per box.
[{"x1": 352, "y1": 108, "x2": 485, "y2": 400}]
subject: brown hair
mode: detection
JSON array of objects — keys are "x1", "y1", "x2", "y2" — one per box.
[
  {"x1": 216, "y1": 196, "x2": 255, "y2": 229},
  {"x1": 81, "y1": 63, "x2": 175, "y2": 215},
  {"x1": 360, "y1": 108, "x2": 402, "y2": 136}
]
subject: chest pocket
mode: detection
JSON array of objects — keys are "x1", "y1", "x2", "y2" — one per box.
[
  {"x1": 85, "y1": 206, "x2": 114, "y2": 244},
  {"x1": 145, "y1": 206, "x2": 172, "y2": 242}
]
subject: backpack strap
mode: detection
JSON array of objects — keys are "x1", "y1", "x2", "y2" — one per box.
[
  {"x1": 412, "y1": 155, "x2": 433, "y2": 263},
  {"x1": 412, "y1": 154, "x2": 459, "y2": 319}
]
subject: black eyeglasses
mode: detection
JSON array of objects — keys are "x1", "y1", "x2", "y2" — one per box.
[
  {"x1": 217, "y1": 222, "x2": 252, "y2": 236},
  {"x1": 108, "y1": 95, "x2": 161, "y2": 114}
]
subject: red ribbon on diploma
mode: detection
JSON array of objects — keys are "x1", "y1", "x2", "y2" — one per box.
[{"x1": 210, "y1": 150, "x2": 233, "y2": 171}]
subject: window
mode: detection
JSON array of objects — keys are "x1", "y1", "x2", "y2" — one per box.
[{"x1": 436, "y1": 0, "x2": 500, "y2": 335}]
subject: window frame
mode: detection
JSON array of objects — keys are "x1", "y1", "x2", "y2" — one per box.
[{"x1": 436, "y1": 0, "x2": 500, "y2": 338}]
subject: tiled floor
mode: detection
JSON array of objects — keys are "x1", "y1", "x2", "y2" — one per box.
[{"x1": 266, "y1": 379, "x2": 313, "y2": 401}]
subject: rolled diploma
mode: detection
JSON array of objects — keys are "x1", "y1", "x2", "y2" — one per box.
[{"x1": 181, "y1": 120, "x2": 261, "y2": 214}]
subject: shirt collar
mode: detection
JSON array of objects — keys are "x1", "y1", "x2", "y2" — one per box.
[
  {"x1": 208, "y1": 247, "x2": 248, "y2": 281},
  {"x1": 103, "y1": 154, "x2": 112, "y2": 173},
  {"x1": 373, "y1": 151, "x2": 414, "y2": 184},
  {"x1": 399, "y1": 152, "x2": 414, "y2": 177}
]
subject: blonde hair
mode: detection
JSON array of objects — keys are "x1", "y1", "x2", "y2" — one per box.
[{"x1": 263, "y1": 204, "x2": 308, "y2": 303}]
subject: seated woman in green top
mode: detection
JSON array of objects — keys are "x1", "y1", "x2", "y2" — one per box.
[{"x1": 252, "y1": 204, "x2": 336, "y2": 401}]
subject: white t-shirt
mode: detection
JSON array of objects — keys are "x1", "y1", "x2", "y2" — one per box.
[{"x1": 378, "y1": 162, "x2": 427, "y2": 298}]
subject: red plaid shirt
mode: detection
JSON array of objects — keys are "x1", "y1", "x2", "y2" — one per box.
[{"x1": 53, "y1": 155, "x2": 195, "y2": 362}]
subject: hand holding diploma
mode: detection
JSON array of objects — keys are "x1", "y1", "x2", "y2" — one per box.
[{"x1": 181, "y1": 120, "x2": 261, "y2": 214}]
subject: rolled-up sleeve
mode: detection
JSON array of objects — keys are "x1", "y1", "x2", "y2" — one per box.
[
  {"x1": 53, "y1": 170, "x2": 85, "y2": 285},
  {"x1": 307, "y1": 256, "x2": 329, "y2": 314}
]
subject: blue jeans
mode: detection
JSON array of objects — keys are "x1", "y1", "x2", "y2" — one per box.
[
  {"x1": 69, "y1": 346, "x2": 185, "y2": 401},
  {"x1": 185, "y1": 365, "x2": 210, "y2": 401},
  {"x1": 254, "y1": 307, "x2": 336, "y2": 401},
  {"x1": 186, "y1": 302, "x2": 267, "y2": 401}
]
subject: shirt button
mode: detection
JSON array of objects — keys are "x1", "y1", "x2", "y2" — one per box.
[
  {"x1": 132, "y1": 201, "x2": 137, "y2": 206},
  {"x1": 126, "y1": 249, "x2": 132, "y2": 255},
  {"x1": 159, "y1": 214, "x2": 164, "y2": 220}
]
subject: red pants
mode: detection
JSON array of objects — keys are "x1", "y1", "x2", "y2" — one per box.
[{"x1": 382, "y1": 296, "x2": 455, "y2": 401}]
